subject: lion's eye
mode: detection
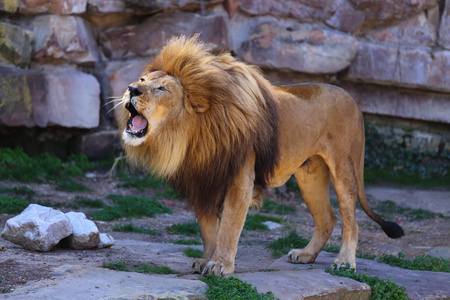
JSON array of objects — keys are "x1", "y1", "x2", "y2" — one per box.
[{"x1": 157, "y1": 86, "x2": 167, "y2": 92}]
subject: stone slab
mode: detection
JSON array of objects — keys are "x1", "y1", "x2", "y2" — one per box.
[
  {"x1": 270, "y1": 252, "x2": 450, "y2": 300},
  {"x1": 235, "y1": 270, "x2": 371, "y2": 300},
  {"x1": 3, "y1": 266, "x2": 207, "y2": 300}
]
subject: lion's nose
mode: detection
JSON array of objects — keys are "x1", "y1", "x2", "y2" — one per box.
[{"x1": 128, "y1": 84, "x2": 143, "y2": 97}]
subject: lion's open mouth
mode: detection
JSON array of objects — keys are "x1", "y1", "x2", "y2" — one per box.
[{"x1": 125, "y1": 102, "x2": 148, "y2": 138}]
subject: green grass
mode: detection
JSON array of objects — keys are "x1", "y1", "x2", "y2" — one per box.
[
  {"x1": 55, "y1": 181, "x2": 92, "y2": 192},
  {"x1": 0, "y1": 195, "x2": 29, "y2": 214},
  {"x1": 0, "y1": 147, "x2": 93, "y2": 183},
  {"x1": 374, "y1": 200, "x2": 445, "y2": 221},
  {"x1": 357, "y1": 252, "x2": 377, "y2": 260},
  {"x1": 72, "y1": 196, "x2": 105, "y2": 208},
  {"x1": 0, "y1": 186, "x2": 35, "y2": 198},
  {"x1": 167, "y1": 222, "x2": 200, "y2": 236},
  {"x1": 175, "y1": 239, "x2": 202, "y2": 245},
  {"x1": 101, "y1": 261, "x2": 177, "y2": 274},
  {"x1": 262, "y1": 199, "x2": 296, "y2": 215},
  {"x1": 327, "y1": 264, "x2": 409, "y2": 300},
  {"x1": 267, "y1": 231, "x2": 310, "y2": 258},
  {"x1": 117, "y1": 172, "x2": 165, "y2": 190},
  {"x1": 183, "y1": 247, "x2": 203, "y2": 258},
  {"x1": 93, "y1": 195, "x2": 172, "y2": 221},
  {"x1": 377, "y1": 252, "x2": 450, "y2": 273},
  {"x1": 244, "y1": 214, "x2": 284, "y2": 231},
  {"x1": 113, "y1": 223, "x2": 158, "y2": 235},
  {"x1": 202, "y1": 275, "x2": 276, "y2": 300}
]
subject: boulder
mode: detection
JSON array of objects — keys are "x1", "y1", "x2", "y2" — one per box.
[
  {"x1": 1, "y1": 204, "x2": 73, "y2": 252},
  {"x1": 31, "y1": 15, "x2": 100, "y2": 64},
  {"x1": 19, "y1": 0, "x2": 87, "y2": 14},
  {"x1": 99, "y1": 12, "x2": 229, "y2": 59},
  {"x1": 241, "y1": 23, "x2": 358, "y2": 74},
  {"x1": 62, "y1": 212, "x2": 100, "y2": 250},
  {"x1": 125, "y1": 0, "x2": 222, "y2": 15},
  {"x1": 87, "y1": 0, "x2": 125, "y2": 13},
  {"x1": 80, "y1": 130, "x2": 121, "y2": 159},
  {"x1": 439, "y1": 0, "x2": 450, "y2": 49},
  {"x1": 365, "y1": 11, "x2": 437, "y2": 46},
  {"x1": 0, "y1": 0, "x2": 18, "y2": 12},
  {"x1": 0, "y1": 22, "x2": 34, "y2": 67},
  {"x1": 346, "y1": 41, "x2": 450, "y2": 93},
  {"x1": 97, "y1": 233, "x2": 115, "y2": 249}
]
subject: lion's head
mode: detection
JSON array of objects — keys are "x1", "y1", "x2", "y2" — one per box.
[{"x1": 117, "y1": 35, "x2": 279, "y2": 216}]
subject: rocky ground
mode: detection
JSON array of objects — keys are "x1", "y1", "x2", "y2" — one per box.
[{"x1": 0, "y1": 170, "x2": 449, "y2": 298}]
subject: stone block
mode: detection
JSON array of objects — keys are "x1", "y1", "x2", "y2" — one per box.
[
  {"x1": 0, "y1": 22, "x2": 34, "y2": 67},
  {"x1": 0, "y1": 69, "x2": 46, "y2": 127},
  {"x1": 19, "y1": 0, "x2": 87, "y2": 14},
  {"x1": 326, "y1": 0, "x2": 439, "y2": 32},
  {"x1": 31, "y1": 15, "x2": 100, "y2": 64},
  {"x1": 1, "y1": 204, "x2": 73, "y2": 252},
  {"x1": 99, "y1": 12, "x2": 229, "y2": 59},
  {"x1": 0, "y1": 0, "x2": 18, "y2": 12},
  {"x1": 105, "y1": 59, "x2": 148, "y2": 97},
  {"x1": 366, "y1": 12, "x2": 436, "y2": 46},
  {"x1": 41, "y1": 68, "x2": 100, "y2": 128},
  {"x1": 125, "y1": 0, "x2": 222, "y2": 15},
  {"x1": 87, "y1": 0, "x2": 125, "y2": 13},
  {"x1": 340, "y1": 82, "x2": 450, "y2": 124},
  {"x1": 439, "y1": 0, "x2": 450, "y2": 49},
  {"x1": 62, "y1": 212, "x2": 100, "y2": 249},
  {"x1": 346, "y1": 41, "x2": 450, "y2": 93},
  {"x1": 239, "y1": 0, "x2": 340, "y2": 21},
  {"x1": 241, "y1": 23, "x2": 358, "y2": 74},
  {"x1": 80, "y1": 130, "x2": 121, "y2": 159}
]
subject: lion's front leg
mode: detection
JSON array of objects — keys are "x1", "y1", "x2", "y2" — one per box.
[
  {"x1": 191, "y1": 213, "x2": 219, "y2": 274},
  {"x1": 200, "y1": 157, "x2": 255, "y2": 276}
]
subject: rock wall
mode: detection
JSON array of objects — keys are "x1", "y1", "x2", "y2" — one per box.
[{"x1": 0, "y1": 0, "x2": 449, "y2": 157}]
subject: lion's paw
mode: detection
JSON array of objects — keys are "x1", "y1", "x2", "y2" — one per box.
[
  {"x1": 191, "y1": 258, "x2": 208, "y2": 274},
  {"x1": 201, "y1": 260, "x2": 234, "y2": 276},
  {"x1": 332, "y1": 258, "x2": 356, "y2": 270},
  {"x1": 287, "y1": 249, "x2": 317, "y2": 264}
]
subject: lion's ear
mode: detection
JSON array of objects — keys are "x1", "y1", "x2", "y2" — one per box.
[{"x1": 186, "y1": 94, "x2": 210, "y2": 113}]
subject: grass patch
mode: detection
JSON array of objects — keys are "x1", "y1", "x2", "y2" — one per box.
[
  {"x1": 183, "y1": 247, "x2": 203, "y2": 258},
  {"x1": 357, "y1": 252, "x2": 377, "y2": 260},
  {"x1": 0, "y1": 196, "x2": 29, "y2": 214},
  {"x1": 0, "y1": 147, "x2": 93, "y2": 183},
  {"x1": 244, "y1": 214, "x2": 284, "y2": 231},
  {"x1": 377, "y1": 252, "x2": 450, "y2": 273},
  {"x1": 175, "y1": 239, "x2": 202, "y2": 245},
  {"x1": 117, "y1": 172, "x2": 165, "y2": 190},
  {"x1": 327, "y1": 264, "x2": 409, "y2": 300},
  {"x1": 93, "y1": 195, "x2": 172, "y2": 221},
  {"x1": 101, "y1": 261, "x2": 177, "y2": 275},
  {"x1": 113, "y1": 223, "x2": 158, "y2": 235},
  {"x1": 267, "y1": 231, "x2": 310, "y2": 258},
  {"x1": 55, "y1": 181, "x2": 92, "y2": 192},
  {"x1": 202, "y1": 275, "x2": 276, "y2": 300},
  {"x1": 72, "y1": 196, "x2": 105, "y2": 208},
  {"x1": 0, "y1": 186, "x2": 35, "y2": 199},
  {"x1": 262, "y1": 199, "x2": 296, "y2": 215},
  {"x1": 374, "y1": 200, "x2": 445, "y2": 221},
  {"x1": 167, "y1": 222, "x2": 200, "y2": 236}
]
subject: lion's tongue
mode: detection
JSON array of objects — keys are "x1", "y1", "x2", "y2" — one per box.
[{"x1": 132, "y1": 115, "x2": 148, "y2": 130}]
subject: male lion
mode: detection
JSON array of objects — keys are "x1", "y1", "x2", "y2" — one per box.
[{"x1": 117, "y1": 35, "x2": 404, "y2": 276}]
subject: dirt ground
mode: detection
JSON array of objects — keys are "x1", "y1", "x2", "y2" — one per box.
[{"x1": 1, "y1": 171, "x2": 449, "y2": 293}]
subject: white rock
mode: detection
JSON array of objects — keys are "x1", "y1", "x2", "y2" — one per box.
[
  {"x1": 97, "y1": 233, "x2": 115, "y2": 249},
  {"x1": 1, "y1": 204, "x2": 73, "y2": 252},
  {"x1": 63, "y1": 212, "x2": 100, "y2": 250},
  {"x1": 263, "y1": 221, "x2": 283, "y2": 230}
]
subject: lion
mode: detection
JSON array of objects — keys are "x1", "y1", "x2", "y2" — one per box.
[{"x1": 116, "y1": 35, "x2": 404, "y2": 276}]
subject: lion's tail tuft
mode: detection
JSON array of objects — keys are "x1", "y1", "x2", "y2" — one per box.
[{"x1": 380, "y1": 220, "x2": 405, "y2": 239}]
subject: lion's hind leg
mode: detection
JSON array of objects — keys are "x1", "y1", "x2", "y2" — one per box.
[
  {"x1": 191, "y1": 213, "x2": 219, "y2": 274},
  {"x1": 288, "y1": 155, "x2": 337, "y2": 264}
]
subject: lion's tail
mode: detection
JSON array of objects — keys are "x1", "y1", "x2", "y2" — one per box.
[
  {"x1": 357, "y1": 184, "x2": 404, "y2": 238},
  {"x1": 356, "y1": 140, "x2": 404, "y2": 239}
]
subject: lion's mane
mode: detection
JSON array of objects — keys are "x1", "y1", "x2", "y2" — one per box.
[{"x1": 123, "y1": 36, "x2": 279, "y2": 217}]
